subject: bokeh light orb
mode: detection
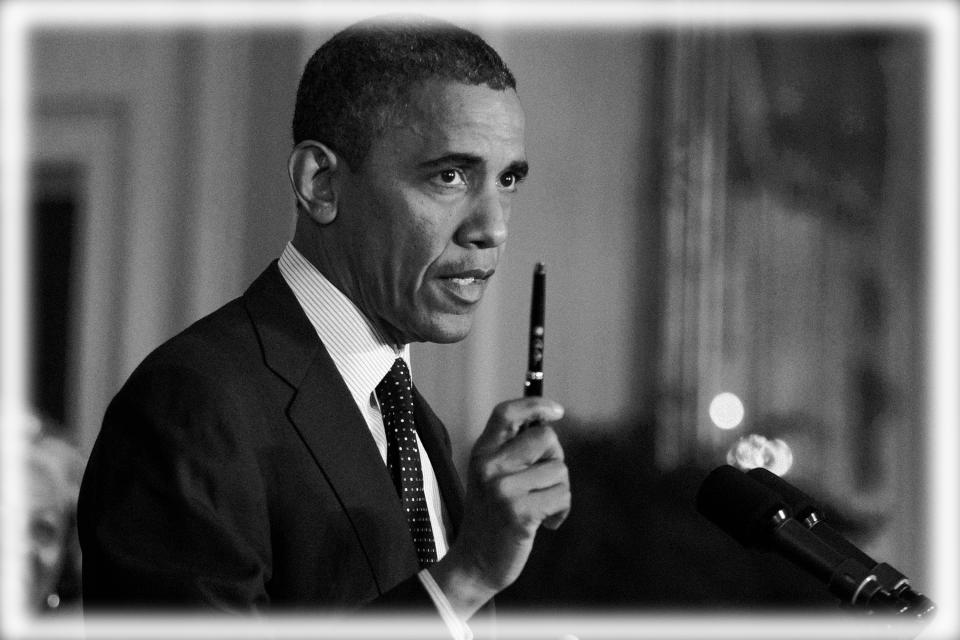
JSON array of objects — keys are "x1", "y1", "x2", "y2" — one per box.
[{"x1": 709, "y1": 392, "x2": 745, "y2": 430}]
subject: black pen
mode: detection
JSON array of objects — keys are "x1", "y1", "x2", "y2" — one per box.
[{"x1": 523, "y1": 262, "x2": 545, "y2": 399}]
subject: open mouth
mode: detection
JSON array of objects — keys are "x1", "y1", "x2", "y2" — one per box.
[
  {"x1": 439, "y1": 268, "x2": 494, "y2": 283},
  {"x1": 436, "y1": 269, "x2": 495, "y2": 304}
]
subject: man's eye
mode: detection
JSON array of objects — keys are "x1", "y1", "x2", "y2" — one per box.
[
  {"x1": 433, "y1": 169, "x2": 466, "y2": 187},
  {"x1": 499, "y1": 172, "x2": 522, "y2": 191}
]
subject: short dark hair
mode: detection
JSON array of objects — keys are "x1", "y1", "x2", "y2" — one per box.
[{"x1": 292, "y1": 15, "x2": 517, "y2": 168}]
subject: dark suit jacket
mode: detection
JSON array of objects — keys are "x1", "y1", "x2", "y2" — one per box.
[{"x1": 78, "y1": 263, "x2": 466, "y2": 615}]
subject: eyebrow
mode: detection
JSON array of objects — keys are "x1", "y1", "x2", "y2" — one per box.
[
  {"x1": 418, "y1": 153, "x2": 529, "y2": 178},
  {"x1": 507, "y1": 160, "x2": 530, "y2": 179}
]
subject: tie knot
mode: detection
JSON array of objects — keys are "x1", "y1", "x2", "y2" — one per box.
[
  {"x1": 381, "y1": 357, "x2": 412, "y2": 389},
  {"x1": 375, "y1": 358, "x2": 414, "y2": 422}
]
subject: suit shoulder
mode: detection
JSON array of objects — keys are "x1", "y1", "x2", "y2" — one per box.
[
  {"x1": 100, "y1": 295, "x2": 274, "y2": 451},
  {"x1": 135, "y1": 296, "x2": 257, "y2": 377}
]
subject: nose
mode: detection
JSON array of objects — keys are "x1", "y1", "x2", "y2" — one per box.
[{"x1": 455, "y1": 189, "x2": 509, "y2": 249}]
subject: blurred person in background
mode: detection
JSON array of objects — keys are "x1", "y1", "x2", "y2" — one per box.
[{"x1": 27, "y1": 413, "x2": 84, "y2": 613}]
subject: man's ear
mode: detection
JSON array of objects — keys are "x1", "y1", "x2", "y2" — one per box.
[{"x1": 287, "y1": 140, "x2": 342, "y2": 225}]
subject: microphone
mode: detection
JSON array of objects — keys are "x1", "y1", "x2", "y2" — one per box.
[
  {"x1": 696, "y1": 465, "x2": 935, "y2": 617},
  {"x1": 746, "y1": 467, "x2": 936, "y2": 618}
]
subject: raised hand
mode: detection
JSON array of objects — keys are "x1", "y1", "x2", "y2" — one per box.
[{"x1": 428, "y1": 397, "x2": 569, "y2": 619}]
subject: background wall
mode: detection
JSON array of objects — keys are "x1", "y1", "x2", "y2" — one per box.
[
  {"x1": 27, "y1": 19, "x2": 930, "y2": 612},
  {"x1": 31, "y1": 29, "x2": 303, "y2": 455}
]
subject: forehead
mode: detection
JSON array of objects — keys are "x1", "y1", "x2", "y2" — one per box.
[{"x1": 372, "y1": 80, "x2": 526, "y2": 166}]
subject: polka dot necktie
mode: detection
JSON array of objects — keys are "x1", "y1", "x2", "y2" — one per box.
[{"x1": 375, "y1": 358, "x2": 437, "y2": 567}]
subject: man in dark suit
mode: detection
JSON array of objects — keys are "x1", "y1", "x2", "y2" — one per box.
[{"x1": 78, "y1": 15, "x2": 570, "y2": 637}]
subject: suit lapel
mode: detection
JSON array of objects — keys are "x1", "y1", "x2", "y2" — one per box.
[
  {"x1": 413, "y1": 388, "x2": 465, "y2": 539},
  {"x1": 242, "y1": 263, "x2": 419, "y2": 592}
]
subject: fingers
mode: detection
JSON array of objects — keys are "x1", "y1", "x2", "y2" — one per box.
[
  {"x1": 480, "y1": 457, "x2": 570, "y2": 533},
  {"x1": 492, "y1": 458, "x2": 568, "y2": 496},
  {"x1": 478, "y1": 425, "x2": 564, "y2": 477},
  {"x1": 499, "y1": 469, "x2": 571, "y2": 532},
  {"x1": 473, "y1": 397, "x2": 564, "y2": 455}
]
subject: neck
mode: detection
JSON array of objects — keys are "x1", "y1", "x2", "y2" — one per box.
[{"x1": 290, "y1": 216, "x2": 405, "y2": 349}]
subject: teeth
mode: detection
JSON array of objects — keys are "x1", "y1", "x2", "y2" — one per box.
[{"x1": 449, "y1": 277, "x2": 477, "y2": 285}]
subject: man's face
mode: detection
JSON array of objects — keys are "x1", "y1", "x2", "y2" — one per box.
[{"x1": 335, "y1": 80, "x2": 527, "y2": 345}]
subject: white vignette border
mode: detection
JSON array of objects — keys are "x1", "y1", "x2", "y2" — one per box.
[{"x1": 2, "y1": 2, "x2": 957, "y2": 639}]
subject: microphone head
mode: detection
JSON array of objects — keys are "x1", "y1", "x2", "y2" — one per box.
[
  {"x1": 696, "y1": 465, "x2": 791, "y2": 548},
  {"x1": 747, "y1": 467, "x2": 822, "y2": 522}
]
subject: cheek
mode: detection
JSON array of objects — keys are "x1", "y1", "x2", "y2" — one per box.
[{"x1": 393, "y1": 201, "x2": 455, "y2": 271}]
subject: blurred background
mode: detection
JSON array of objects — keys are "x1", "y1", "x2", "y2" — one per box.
[{"x1": 26, "y1": 17, "x2": 928, "y2": 615}]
